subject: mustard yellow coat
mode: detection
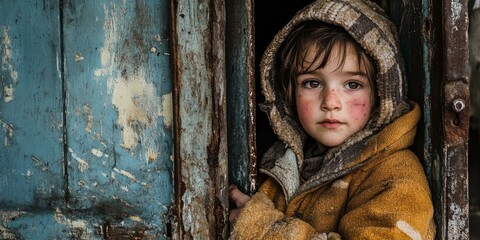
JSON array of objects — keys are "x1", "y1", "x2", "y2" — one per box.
[{"x1": 231, "y1": 104, "x2": 435, "y2": 239}]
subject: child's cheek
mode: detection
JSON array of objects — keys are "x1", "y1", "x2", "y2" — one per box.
[
  {"x1": 349, "y1": 98, "x2": 372, "y2": 122},
  {"x1": 297, "y1": 98, "x2": 315, "y2": 122}
]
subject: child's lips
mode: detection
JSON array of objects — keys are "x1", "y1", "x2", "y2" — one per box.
[{"x1": 320, "y1": 119, "x2": 343, "y2": 129}]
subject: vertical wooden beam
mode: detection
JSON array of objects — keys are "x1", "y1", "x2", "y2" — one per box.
[
  {"x1": 226, "y1": 0, "x2": 257, "y2": 195},
  {"x1": 170, "y1": 0, "x2": 229, "y2": 238},
  {"x1": 441, "y1": 0, "x2": 470, "y2": 239}
]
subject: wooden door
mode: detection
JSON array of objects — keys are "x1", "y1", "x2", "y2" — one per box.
[{"x1": 1, "y1": 1, "x2": 175, "y2": 238}]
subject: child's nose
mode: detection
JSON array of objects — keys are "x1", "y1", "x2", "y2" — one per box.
[{"x1": 321, "y1": 89, "x2": 341, "y2": 111}]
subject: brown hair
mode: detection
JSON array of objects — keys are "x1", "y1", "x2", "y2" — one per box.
[{"x1": 277, "y1": 21, "x2": 377, "y2": 108}]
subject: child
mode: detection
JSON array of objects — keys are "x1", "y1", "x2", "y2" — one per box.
[{"x1": 229, "y1": 0, "x2": 436, "y2": 239}]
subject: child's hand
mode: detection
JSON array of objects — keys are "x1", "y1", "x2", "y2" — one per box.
[{"x1": 229, "y1": 185, "x2": 250, "y2": 225}]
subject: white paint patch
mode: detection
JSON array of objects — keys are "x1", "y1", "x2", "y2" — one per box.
[
  {"x1": 74, "y1": 53, "x2": 84, "y2": 62},
  {"x1": 68, "y1": 148, "x2": 90, "y2": 172},
  {"x1": 129, "y1": 216, "x2": 142, "y2": 222},
  {"x1": 111, "y1": 69, "x2": 162, "y2": 149},
  {"x1": 448, "y1": 202, "x2": 468, "y2": 238},
  {"x1": 3, "y1": 84, "x2": 14, "y2": 102},
  {"x1": 146, "y1": 148, "x2": 158, "y2": 164},
  {"x1": 113, "y1": 167, "x2": 137, "y2": 181},
  {"x1": 91, "y1": 148, "x2": 108, "y2": 158},
  {"x1": 162, "y1": 92, "x2": 173, "y2": 128},
  {"x1": 113, "y1": 167, "x2": 151, "y2": 188},
  {"x1": 451, "y1": 0, "x2": 463, "y2": 28},
  {"x1": 78, "y1": 180, "x2": 89, "y2": 188},
  {"x1": 332, "y1": 179, "x2": 349, "y2": 189},
  {"x1": 1, "y1": 26, "x2": 18, "y2": 102},
  {"x1": 396, "y1": 220, "x2": 421, "y2": 240}
]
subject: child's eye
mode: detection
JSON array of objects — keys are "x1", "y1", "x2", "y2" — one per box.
[
  {"x1": 302, "y1": 80, "x2": 321, "y2": 89},
  {"x1": 345, "y1": 81, "x2": 362, "y2": 90}
]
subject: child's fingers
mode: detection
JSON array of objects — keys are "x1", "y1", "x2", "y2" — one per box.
[
  {"x1": 229, "y1": 208, "x2": 240, "y2": 224},
  {"x1": 229, "y1": 185, "x2": 251, "y2": 207}
]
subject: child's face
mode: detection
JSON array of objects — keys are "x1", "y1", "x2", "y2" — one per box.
[{"x1": 295, "y1": 44, "x2": 374, "y2": 147}]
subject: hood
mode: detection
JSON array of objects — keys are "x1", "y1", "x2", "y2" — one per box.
[{"x1": 259, "y1": 0, "x2": 411, "y2": 169}]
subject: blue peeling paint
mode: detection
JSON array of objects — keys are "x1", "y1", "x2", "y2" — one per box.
[
  {"x1": 1, "y1": 1, "x2": 173, "y2": 238},
  {"x1": 0, "y1": 0, "x2": 64, "y2": 209}
]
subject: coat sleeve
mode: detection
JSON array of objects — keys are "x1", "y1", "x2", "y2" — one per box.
[{"x1": 230, "y1": 191, "x2": 340, "y2": 240}]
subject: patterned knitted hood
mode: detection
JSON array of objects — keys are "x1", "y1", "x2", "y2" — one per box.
[{"x1": 259, "y1": 0, "x2": 411, "y2": 172}]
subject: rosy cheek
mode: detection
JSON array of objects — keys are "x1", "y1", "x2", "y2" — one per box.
[
  {"x1": 297, "y1": 99, "x2": 314, "y2": 121},
  {"x1": 350, "y1": 98, "x2": 372, "y2": 121}
]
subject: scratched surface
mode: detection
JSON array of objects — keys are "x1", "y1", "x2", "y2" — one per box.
[{"x1": 1, "y1": 1, "x2": 173, "y2": 239}]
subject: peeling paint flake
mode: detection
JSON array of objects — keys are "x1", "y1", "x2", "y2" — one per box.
[
  {"x1": 3, "y1": 84, "x2": 14, "y2": 102},
  {"x1": 25, "y1": 169, "x2": 33, "y2": 177},
  {"x1": 129, "y1": 216, "x2": 143, "y2": 222},
  {"x1": 68, "y1": 147, "x2": 90, "y2": 172},
  {"x1": 75, "y1": 53, "x2": 85, "y2": 62},
  {"x1": 0, "y1": 210, "x2": 27, "y2": 222},
  {"x1": 0, "y1": 118, "x2": 14, "y2": 146},
  {"x1": 112, "y1": 167, "x2": 151, "y2": 188},
  {"x1": 31, "y1": 155, "x2": 48, "y2": 171},
  {"x1": 451, "y1": 0, "x2": 463, "y2": 29},
  {"x1": 111, "y1": 71, "x2": 162, "y2": 149},
  {"x1": 113, "y1": 167, "x2": 137, "y2": 181},
  {"x1": 162, "y1": 92, "x2": 172, "y2": 128},
  {"x1": 146, "y1": 148, "x2": 158, "y2": 164},
  {"x1": 83, "y1": 105, "x2": 94, "y2": 133},
  {"x1": 1, "y1": 26, "x2": 18, "y2": 102},
  {"x1": 91, "y1": 148, "x2": 108, "y2": 158}
]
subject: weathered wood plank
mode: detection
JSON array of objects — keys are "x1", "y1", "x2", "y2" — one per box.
[
  {"x1": 170, "y1": 0, "x2": 229, "y2": 238},
  {"x1": 0, "y1": 0, "x2": 64, "y2": 209},
  {"x1": 441, "y1": 0, "x2": 469, "y2": 238},
  {"x1": 226, "y1": 0, "x2": 256, "y2": 195},
  {"x1": 62, "y1": 0, "x2": 173, "y2": 237}
]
